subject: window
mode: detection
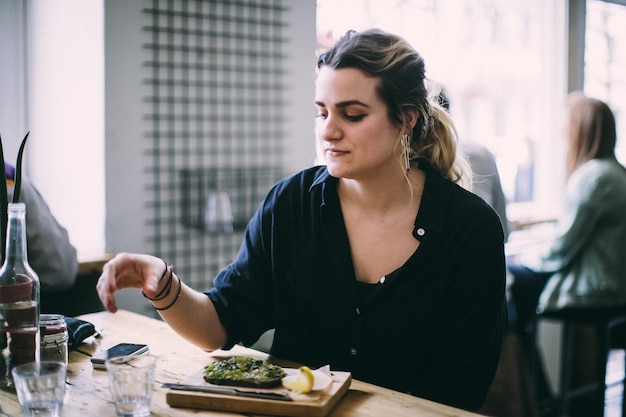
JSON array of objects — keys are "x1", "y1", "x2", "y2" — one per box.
[
  {"x1": 317, "y1": 0, "x2": 568, "y2": 228},
  {"x1": 585, "y1": 0, "x2": 626, "y2": 164},
  {"x1": 0, "y1": 1, "x2": 105, "y2": 261}
]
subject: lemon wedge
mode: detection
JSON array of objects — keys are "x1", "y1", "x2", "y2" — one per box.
[{"x1": 281, "y1": 366, "x2": 315, "y2": 393}]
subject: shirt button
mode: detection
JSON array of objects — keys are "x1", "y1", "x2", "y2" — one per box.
[
  {"x1": 349, "y1": 347, "x2": 358, "y2": 356},
  {"x1": 356, "y1": 308, "x2": 361, "y2": 315},
  {"x1": 416, "y1": 227, "x2": 425, "y2": 237}
]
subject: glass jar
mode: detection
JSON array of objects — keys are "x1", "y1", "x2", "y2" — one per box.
[{"x1": 40, "y1": 314, "x2": 68, "y2": 365}]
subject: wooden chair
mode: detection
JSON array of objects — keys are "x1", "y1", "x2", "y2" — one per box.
[{"x1": 532, "y1": 306, "x2": 626, "y2": 417}]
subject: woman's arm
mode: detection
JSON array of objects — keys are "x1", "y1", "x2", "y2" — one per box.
[{"x1": 96, "y1": 252, "x2": 228, "y2": 351}]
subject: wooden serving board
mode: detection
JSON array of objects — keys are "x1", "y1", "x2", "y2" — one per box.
[{"x1": 166, "y1": 369, "x2": 352, "y2": 417}]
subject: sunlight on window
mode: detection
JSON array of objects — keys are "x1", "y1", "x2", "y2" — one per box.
[
  {"x1": 586, "y1": 0, "x2": 626, "y2": 164},
  {"x1": 317, "y1": 0, "x2": 566, "y2": 226}
]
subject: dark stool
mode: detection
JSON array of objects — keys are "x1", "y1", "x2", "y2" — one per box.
[
  {"x1": 40, "y1": 259, "x2": 108, "y2": 317},
  {"x1": 532, "y1": 306, "x2": 626, "y2": 417}
]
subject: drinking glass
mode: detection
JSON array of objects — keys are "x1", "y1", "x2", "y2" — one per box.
[
  {"x1": 106, "y1": 354, "x2": 156, "y2": 417},
  {"x1": 11, "y1": 361, "x2": 67, "y2": 417}
]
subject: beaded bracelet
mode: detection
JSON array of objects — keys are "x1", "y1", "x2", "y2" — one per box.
[{"x1": 152, "y1": 274, "x2": 182, "y2": 311}]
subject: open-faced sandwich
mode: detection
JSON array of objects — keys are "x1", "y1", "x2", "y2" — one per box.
[{"x1": 203, "y1": 356, "x2": 286, "y2": 388}]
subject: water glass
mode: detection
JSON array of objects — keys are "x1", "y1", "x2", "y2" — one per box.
[
  {"x1": 11, "y1": 361, "x2": 67, "y2": 417},
  {"x1": 106, "y1": 354, "x2": 156, "y2": 417}
]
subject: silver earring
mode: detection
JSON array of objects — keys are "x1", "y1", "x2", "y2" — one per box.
[{"x1": 402, "y1": 134, "x2": 411, "y2": 170}]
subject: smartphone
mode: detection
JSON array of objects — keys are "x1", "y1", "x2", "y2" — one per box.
[{"x1": 90, "y1": 343, "x2": 149, "y2": 370}]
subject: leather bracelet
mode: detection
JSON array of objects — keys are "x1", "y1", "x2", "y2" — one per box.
[
  {"x1": 152, "y1": 274, "x2": 182, "y2": 311},
  {"x1": 157, "y1": 258, "x2": 169, "y2": 281},
  {"x1": 145, "y1": 269, "x2": 173, "y2": 301},
  {"x1": 142, "y1": 260, "x2": 173, "y2": 301}
]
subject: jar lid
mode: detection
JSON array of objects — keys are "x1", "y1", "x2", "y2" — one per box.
[{"x1": 40, "y1": 313, "x2": 67, "y2": 334}]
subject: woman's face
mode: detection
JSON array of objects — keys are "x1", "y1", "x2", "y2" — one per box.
[{"x1": 314, "y1": 67, "x2": 402, "y2": 180}]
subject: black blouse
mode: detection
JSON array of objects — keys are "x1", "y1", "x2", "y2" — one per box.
[{"x1": 207, "y1": 162, "x2": 507, "y2": 411}]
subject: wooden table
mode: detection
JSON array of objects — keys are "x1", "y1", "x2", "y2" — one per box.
[{"x1": 0, "y1": 310, "x2": 485, "y2": 416}]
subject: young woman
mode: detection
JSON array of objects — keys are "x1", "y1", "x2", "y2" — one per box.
[
  {"x1": 510, "y1": 93, "x2": 626, "y2": 330},
  {"x1": 508, "y1": 93, "x2": 626, "y2": 411},
  {"x1": 97, "y1": 29, "x2": 507, "y2": 411}
]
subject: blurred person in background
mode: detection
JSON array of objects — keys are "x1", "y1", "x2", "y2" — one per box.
[
  {"x1": 508, "y1": 93, "x2": 626, "y2": 410},
  {"x1": 464, "y1": 142, "x2": 510, "y2": 241},
  {"x1": 5, "y1": 163, "x2": 78, "y2": 291},
  {"x1": 434, "y1": 83, "x2": 510, "y2": 241}
]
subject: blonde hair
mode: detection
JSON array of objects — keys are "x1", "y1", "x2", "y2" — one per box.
[{"x1": 318, "y1": 29, "x2": 471, "y2": 188}]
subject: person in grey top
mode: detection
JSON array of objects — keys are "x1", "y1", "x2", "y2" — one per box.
[
  {"x1": 511, "y1": 93, "x2": 626, "y2": 313},
  {"x1": 5, "y1": 163, "x2": 78, "y2": 291},
  {"x1": 464, "y1": 142, "x2": 510, "y2": 241}
]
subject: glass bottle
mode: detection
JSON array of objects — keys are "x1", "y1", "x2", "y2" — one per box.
[{"x1": 0, "y1": 202, "x2": 41, "y2": 389}]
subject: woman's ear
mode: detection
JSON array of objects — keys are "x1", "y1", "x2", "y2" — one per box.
[{"x1": 405, "y1": 109, "x2": 420, "y2": 131}]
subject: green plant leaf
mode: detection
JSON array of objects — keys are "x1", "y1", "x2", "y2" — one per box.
[
  {"x1": 12, "y1": 131, "x2": 30, "y2": 204},
  {"x1": 0, "y1": 133, "x2": 7, "y2": 260}
]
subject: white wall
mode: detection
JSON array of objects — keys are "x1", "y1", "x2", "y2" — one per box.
[
  {"x1": 103, "y1": 1, "x2": 316, "y2": 314},
  {"x1": 2, "y1": 0, "x2": 315, "y2": 274},
  {"x1": 0, "y1": 0, "x2": 27, "y2": 160},
  {"x1": 0, "y1": 0, "x2": 106, "y2": 261},
  {"x1": 25, "y1": 0, "x2": 106, "y2": 261},
  {"x1": 104, "y1": 0, "x2": 146, "y2": 254},
  {"x1": 104, "y1": 0, "x2": 317, "y2": 258},
  {"x1": 284, "y1": 1, "x2": 319, "y2": 171}
]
